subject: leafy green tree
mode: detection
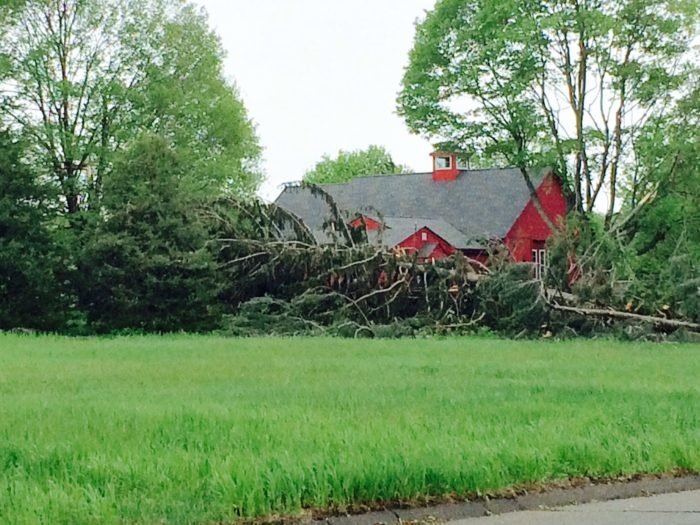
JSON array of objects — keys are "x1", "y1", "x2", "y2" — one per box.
[
  {"x1": 398, "y1": 0, "x2": 698, "y2": 226},
  {"x1": 127, "y1": 4, "x2": 261, "y2": 197},
  {"x1": 304, "y1": 145, "x2": 409, "y2": 184},
  {"x1": 0, "y1": 0, "x2": 260, "y2": 214},
  {"x1": 78, "y1": 135, "x2": 220, "y2": 333},
  {"x1": 627, "y1": 82, "x2": 700, "y2": 321},
  {"x1": 1, "y1": 0, "x2": 155, "y2": 213},
  {"x1": 0, "y1": 130, "x2": 69, "y2": 330}
]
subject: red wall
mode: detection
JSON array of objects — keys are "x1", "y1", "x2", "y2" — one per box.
[
  {"x1": 350, "y1": 215, "x2": 382, "y2": 231},
  {"x1": 431, "y1": 152, "x2": 460, "y2": 182},
  {"x1": 347, "y1": 171, "x2": 567, "y2": 265},
  {"x1": 505, "y1": 171, "x2": 567, "y2": 262},
  {"x1": 432, "y1": 164, "x2": 459, "y2": 182},
  {"x1": 397, "y1": 227, "x2": 456, "y2": 260}
]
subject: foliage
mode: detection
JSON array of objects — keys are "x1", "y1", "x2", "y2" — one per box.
[
  {"x1": 0, "y1": 0, "x2": 261, "y2": 334},
  {"x1": 2, "y1": 334, "x2": 700, "y2": 522},
  {"x1": 478, "y1": 263, "x2": 548, "y2": 336},
  {"x1": 0, "y1": 0, "x2": 697, "y2": 338},
  {"x1": 627, "y1": 82, "x2": 700, "y2": 321},
  {"x1": 398, "y1": 0, "x2": 699, "y2": 224},
  {"x1": 304, "y1": 145, "x2": 409, "y2": 184},
  {"x1": 127, "y1": 3, "x2": 261, "y2": 197},
  {"x1": 0, "y1": 0, "x2": 260, "y2": 214},
  {"x1": 78, "y1": 135, "x2": 220, "y2": 333},
  {"x1": 0, "y1": 130, "x2": 70, "y2": 330}
]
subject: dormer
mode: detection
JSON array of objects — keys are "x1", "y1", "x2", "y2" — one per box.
[{"x1": 431, "y1": 151, "x2": 468, "y2": 181}]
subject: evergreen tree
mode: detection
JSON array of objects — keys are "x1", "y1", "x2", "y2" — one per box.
[
  {"x1": 0, "y1": 130, "x2": 69, "y2": 330},
  {"x1": 78, "y1": 135, "x2": 219, "y2": 333}
]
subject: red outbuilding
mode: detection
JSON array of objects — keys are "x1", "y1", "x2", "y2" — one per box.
[{"x1": 275, "y1": 151, "x2": 567, "y2": 276}]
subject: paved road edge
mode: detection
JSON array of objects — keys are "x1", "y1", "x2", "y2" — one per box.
[{"x1": 301, "y1": 475, "x2": 700, "y2": 525}]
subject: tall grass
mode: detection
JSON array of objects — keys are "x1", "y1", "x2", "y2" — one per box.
[{"x1": 0, "y1": 335, "x2": 699, "y2": 524}]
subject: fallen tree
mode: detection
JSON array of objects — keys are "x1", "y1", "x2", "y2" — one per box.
[
  {"x1": 547, "y1": 302, "x2": 700, "y2": 332},
  {"x1": 208, "y1": 196, "x2": 700, "y2": 339}
]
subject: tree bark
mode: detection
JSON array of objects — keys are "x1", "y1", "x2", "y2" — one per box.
[{"x1": 548, "y1": 301, "x2": 700, "y2": 332}]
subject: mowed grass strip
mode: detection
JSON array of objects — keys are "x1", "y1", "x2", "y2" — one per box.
[{"x1": 0, "y1": 336, "x2": 699, "y2": 524}]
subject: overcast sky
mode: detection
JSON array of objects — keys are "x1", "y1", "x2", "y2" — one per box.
[{"x1": 196, "y1": 0, "x2": 437, "y2": 200}]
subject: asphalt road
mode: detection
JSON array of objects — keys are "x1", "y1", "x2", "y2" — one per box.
[{"x1": 451, "y1": 490, "x2": 700, "y2": 525}]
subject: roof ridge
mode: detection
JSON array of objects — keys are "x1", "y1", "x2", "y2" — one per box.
[
  {"x1": 319, "y1": 167, "x2": 550, "y2": 186},
  {"x1": 389, "y1": 217, "x2": 458, "y2": 226},
  {"x1": 319, "y1": 172, "x2": 432, "y2": 186},
  {"x1": 457, "y1": 165, "x2": 551, "y2": 173},
  {"x1": 282, "y1": 167, "x2": 551, "y2": 191}
]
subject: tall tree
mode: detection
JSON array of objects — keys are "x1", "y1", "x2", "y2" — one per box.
[
  {"x1": 304, "y1": 145, "x2": 409, "y2": 184},
  {"x1": 0, "y1": 0, "x2": 260, "y2": 214},
  {"x1": 627, "y1": 81, "x2": 700, "y2": 321},
  {"x1": 398, "y1": 0, "x2": 698, "y2": 226},
  {"x1": 0, "y1": 130, "x2": 69, "y2": 330},
  {"x1": 78, "y1": 134, "x2": 220, "y2": 333},
  {"x1": 1, "y1": 0, "x2": 154, "y2": 213},
  {"x1": 127, "y1": 3, "x2": 261, "y2": 197}
]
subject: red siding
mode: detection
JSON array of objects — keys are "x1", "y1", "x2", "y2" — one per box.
[
  {"x1": 505, "y1": 171, "x2": 567, "y2": 262},
  {"x1": 348, "y1": 169, "x2": 567, "y2": 266},
  {"x1": 431, "y1": 152, "x2": 460, "y2": 182},
  {"x1": 397, "y1": 227, "x2": 456, "y2": 260},
  {"x1": 349, "y1": 215, "x2": 382, "y2": 231}
]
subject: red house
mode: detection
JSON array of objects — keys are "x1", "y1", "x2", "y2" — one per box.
[{"x1": 275, "y1": 151, "x2": 567, "y2": 275}]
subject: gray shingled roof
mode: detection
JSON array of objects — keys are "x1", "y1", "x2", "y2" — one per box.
[{"x1": 275, "y1": 168, "x2": 549, "y2": 247}]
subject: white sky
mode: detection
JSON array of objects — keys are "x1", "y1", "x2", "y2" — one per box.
[{"x1": 196, "y1": 0, "x2": 437, "y2": 201}]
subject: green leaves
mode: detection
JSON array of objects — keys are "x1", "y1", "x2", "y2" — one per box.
[
  {"x1": 628, "y1": 83, "x2": 700, "y2": 321},
  {"x1": 79, "y1": 134, "x2": 221, "y2": 333},
  {"x1": 398, "y1": 0, "x2": 699, "y2": 218},
  {"x1": 400, "y1": 0, "x2": 547, "y2": 169},
  {"x1": 130, "y1": 5, "x2": 261, "y2": 197},
  {"x1": 0, "y1": 1, "x2": 262, "y2": 332},
  {"x1": 303, "y1": 146, "x2": 409, "y2": 184},
  {"x1": 1, "y1": 0, "x2": 261, "y2": 214},
  {"x1": 0, "y1": 130, "x2": 71, "y2": 330}
]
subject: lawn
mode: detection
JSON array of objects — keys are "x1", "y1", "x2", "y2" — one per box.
[{"x1": 1, "y1": 335, "x2": 699, "y2": 524}]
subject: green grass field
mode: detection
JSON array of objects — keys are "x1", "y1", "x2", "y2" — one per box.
[{"x1": 1, "y1": 335, "x2": 699, "y2": 524}]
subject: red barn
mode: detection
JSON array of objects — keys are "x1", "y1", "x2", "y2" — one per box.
[{"x1": 275, "y1": 151, "x2": 567, "y2": 274}]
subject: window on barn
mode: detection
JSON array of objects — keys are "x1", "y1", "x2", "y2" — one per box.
[
  {"x1": 456, "y1": 157, "x2": 470, "y2": 170},
  {"x1": 532, "y1": 242, "x2": 548, "y2": 280},
  {"x1": 421, "y1": 231, "x2": 428, "y2": 241},
  {"x1": 435, "y1": 156, "x2": 452, "y2": 169}
]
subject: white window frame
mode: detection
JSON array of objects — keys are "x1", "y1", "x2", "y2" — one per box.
[
  {"x1": 532, "y1": 248, "x2": 548, "y2": 280},
  {"x1": 456, "y1": 158, "x2": 469, "y2": 170},
  {"x1": 421, "y1": 231, "x2": 428, "y2": 241},
  {"x1": 435, "y1": 156, "x2": 452, "y2": 170}
]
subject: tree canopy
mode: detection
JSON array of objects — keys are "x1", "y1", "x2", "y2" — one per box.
[
  {"x1": 0, "y1": 0, "x2": 260, "y2": 214},
  {"x1": 0, "y1": 130, "x2": 69, "y2": 330},
  {"x1": 0, "y1": 0, "x2": 263, "y2": 332},
  {"x1": 0, "y1": 0, "x2": 698, "y2": 336},
  {"x1": 627, "y1": 80, "x2": 700, "y2": 321},
  {"x1": 79, "y1": 134, "x2": 220, "y2": 332},
  {"x1": 398, "y1": 0, "x2": 699, "y2": 225},
  {"x1": 303, "y1": 145, "x2": 410, "y2": 184}
]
